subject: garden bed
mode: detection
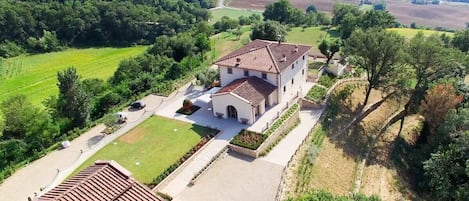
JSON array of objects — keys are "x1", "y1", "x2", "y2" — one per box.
[
  {"x1": 176, "y1": 105, "x2": 201, "y2": 115},
  {"x1": 305, "y1": 85, "x2": 327, "y2": 104},
  {"x1": 230, "y1": 129, "x2": 267, "y2": 150}
]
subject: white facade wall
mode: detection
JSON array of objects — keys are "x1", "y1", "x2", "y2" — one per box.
[
  {"x1": 219, "y1": 65, "x2": 278, "y2": 87},
  {"x1": 212, "y1": 93, "x2": 255, "y2": 124},
  {"x1": 278, "y1": 54, "x2": 308, "y2": 103}
]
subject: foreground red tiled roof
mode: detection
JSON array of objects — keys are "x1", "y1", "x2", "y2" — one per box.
[
  {"x1": 215, "y1": 76, "x2": 276, "y2": 106},
  {"x1": 36, "y1": 160, "x2": 160, "y2": 201},
  {"x1": 214, "y1": 39, "x2": 311, "y2": 74}
]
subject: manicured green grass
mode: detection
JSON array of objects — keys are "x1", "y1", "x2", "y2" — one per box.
[
  {"x1": 0, "y1": 46, "x2": 147, "y2": 106},
  {"x1": 71, "y1": 116, "x2": 209, "y2": 184},
  {"x1": 286, "y1": 27, "x2": 332, "y2": 52},
  {"x1": 210, "y1": 8, "x2": 262, "y2": 23},
  {"x1": 387, "y1": 28, "x2": 454, "y2": 39}
]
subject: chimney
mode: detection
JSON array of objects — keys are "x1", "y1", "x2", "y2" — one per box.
[
  {"x1": 294, "y1": 45, "x2": 298, "y2": 52},
  {"x1": 280, "y1": 54, "x2": 286, "y2": 62}
]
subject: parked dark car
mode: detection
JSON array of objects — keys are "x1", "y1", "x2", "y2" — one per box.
[{"x1": 130, "y1": 100, "x2": 146, "y2": 109}]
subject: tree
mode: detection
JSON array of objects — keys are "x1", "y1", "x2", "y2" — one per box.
[
  {"x1": 250, "y1": 20, "x2": 287, "y2": 41},
  {"x1": 263, "y1": 0, "x2": 305, "y2": 25},
  {"x1": 318, "y1": 39, "x2": 341, "y2": 65},
  {"x1": 56, "y1": 67, "x2": 91, "y2": 128},
  {"x1": 332, "y1": 4, "x2": 361, "y2": 26},
  {"x1": 420, "y1": 84, "x2": 462, "y2": 136},
  {"x1": 359, "y1": 10, "x2": 395, "y2": 30},
  {"x1": 373, "y1": 2, "x2": 386, "y2": 11},
  {"x1": 423, "y1": 133, "x2": 469, "y2": 201},
  {"x1": 396, "y1": 32, "x2": 450, "y2": 135},
  {"x1": 306, "y1": 4, "x2": 317, "y2": 13},
  {"x1": 196, "y1": 68, "x2": 219, "y2": 88},
  {"x1": 452, "y1": 29, "x2": 469, "y2": 53},
  {"x1": 344, "y1": 29, "x2": 404, "y2": 106}
]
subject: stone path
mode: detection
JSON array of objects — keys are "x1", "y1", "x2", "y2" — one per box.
[{"x1": 261, "y1": 109, "x2": 324, "y2": 166}]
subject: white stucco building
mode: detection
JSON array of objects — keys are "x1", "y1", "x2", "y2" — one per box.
[{"x1": 211, "y1": 39, "x2": 312, "y2": 124}]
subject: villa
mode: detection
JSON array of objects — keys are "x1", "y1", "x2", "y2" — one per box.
[{"x1": 212, "y1": 39, "x2": 312, "y2": 124}]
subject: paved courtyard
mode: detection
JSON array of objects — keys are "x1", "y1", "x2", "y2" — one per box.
[{"x1": 174, "y1": 152, "x2": 284, "y2": 201}]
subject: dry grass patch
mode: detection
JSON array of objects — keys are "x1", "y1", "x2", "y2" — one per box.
[
  {"x1": 119, "y1": 127, "x2": 147, "y2": 144},
  {"x1": 309, "y1": 137, "x2": 356, "y2": 195}
]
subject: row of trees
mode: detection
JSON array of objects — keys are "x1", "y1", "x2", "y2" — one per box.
[
  {"x1": 0, "y1": 0, "x2": 210, "y2": 57},
  {"x1": 263, "y1": 0, "x2": 331, "y2": 27}
]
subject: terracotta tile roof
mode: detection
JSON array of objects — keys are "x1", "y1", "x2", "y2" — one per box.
[
  {"x1": 214, "y1": 39, "x2": 312, "y2": 74},
  {"x1": 35, "y1": 161, "x2": 161, "y2": 201},
  {"x1": 215, "y1": 76, "x2": 276, "y2": 106}
]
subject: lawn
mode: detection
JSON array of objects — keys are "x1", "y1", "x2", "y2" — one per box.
[
  {"x1": 286, "y1": 26, "x2": 338, "y2": 53},
  {"x1": 0, "y1": 46, "x2": 147, "y2": 106},
  {"x1": 387, "y1": 28, "x2": 454, "y2": 39},
  {"x1": 210, "y1": 8, "x2": 262, "y2": 23},
  {"x1": 71, "y1": 116, "x2": 211, "y2": 184},
  {"x1": 210, "y1": 26, "x2": 252, "y2": 60}
]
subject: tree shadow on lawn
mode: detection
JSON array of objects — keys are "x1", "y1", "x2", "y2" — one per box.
[{"x1": 190, "y1": 124, "x2": 220, "y2": 138}]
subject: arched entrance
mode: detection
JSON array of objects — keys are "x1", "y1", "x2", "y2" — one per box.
[{"x1": 227, "y1": 105, "x2": 238, "y2": 119}]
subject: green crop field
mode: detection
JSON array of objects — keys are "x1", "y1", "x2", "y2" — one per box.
[
  {"x1": 210, "y1": 8, "x2": 262, "y2": 23},
  {"x1": 387, "y1": 28, "x2": 454, "y2": 39},
  {"x1": 71, "y1": 116, "x2": 209, "y2": 184},
  {"x1": 0, "y1": 46, "x2": 147, "y2": 106}
]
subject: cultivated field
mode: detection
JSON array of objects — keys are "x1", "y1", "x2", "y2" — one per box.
[
  {"x1": 0, "y1": 46, "x2": 147, "y2": 106},
  {"x1": 227, "y1": 0, "x2": 469, "y2": 29},
  {"x1": 388, "y1": 27, "x2": 454, "y2": 39},
  {"x1": 70, "y1": 116, "x2": 209, "y2": 184},
  {"x1": 210, "y1": 7, "x2": 262, "y2": 23}
]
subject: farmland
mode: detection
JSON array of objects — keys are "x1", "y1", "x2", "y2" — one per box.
[
  {"x1": 388, "y1": 28, "x2": 454, "y2": 38},
  {"x1": 226, "y1": 0, "x2": 469, "y2": 29},
  {"x1": 0, "y1": 46, "x2": 147, "y2": 106}
]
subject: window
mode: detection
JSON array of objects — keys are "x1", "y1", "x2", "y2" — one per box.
[
  {"x1": 302, "y1": 69, "x2": 305, "y2": 75},
  {"x1": 291, "y1": 78, "x2": 294, "y2": 84},
  {"x1": 292, "y1": 64, "x2": 295, "y2": 69},
  {"x1": 244, "y1": 70, "x2": 249, "y2": 76},
  {"x1": 262, "y1": 73, "x2": 267, "y2": 79},
  {"x1": 227, "y1": 67, "x2": 232, "y2": 74},
  {"x1": 303, "y1": 55, "x2": 305, "y2": 60},
  {"x1": 283, "y1": 86, "x2": 286, "y2": 92}
]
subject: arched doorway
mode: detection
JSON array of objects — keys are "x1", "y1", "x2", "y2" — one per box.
[{"x1": 227, "y1": 105, "x2": 238, "y2": 119}]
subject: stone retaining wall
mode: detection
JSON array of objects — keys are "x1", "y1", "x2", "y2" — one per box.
[{"x1": 229, "y1": 105, "x2": 300, "y2": 158}]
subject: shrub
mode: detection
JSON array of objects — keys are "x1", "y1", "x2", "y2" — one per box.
[
  {"x1": 0, "y1": 40, "x2": 24, "y2": 58},
  {"x1": 306, "y1": 85, "x2": 327, "y2": 103},
  {"x1": 318, "y1": 73, "x2": 337, "y2": 88},
  {"x1": 307, "y1": 144, "x2": 320, "y2": 164},
  {"x1": 230, "y1": 129, "x2": 267, "y2": 150},
  {"x1": 182, "y1": 99, "x2": 193, "y2": 112}
]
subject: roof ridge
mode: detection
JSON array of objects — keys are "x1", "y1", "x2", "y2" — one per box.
[
  {"x1": 55, "y1": 164, "x2": 107, "y2": 200},
  {"x1": 266, "y1": 44, "x2": 280, "y2": 72},
  {"x1": 231, "y1": 77, "x2": 249, "y2": 92},
  {"x1": 215, "y1": 40, "x2": 269, "y2": 63}
]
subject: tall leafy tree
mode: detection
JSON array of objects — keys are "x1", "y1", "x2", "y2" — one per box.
[
  {"x1": 250, "y1": 20, "x2": 287, "y2": 42},
  {"x1": 318, "y1": 39, "x2": 341, "y2": 65},
  {"x1": 344, "y1": 28, "x2": 404, "y2": 106},
  {"x1": 56, "y1": 67, "x2": 90, "y2": 128},
  {"x1": 359, "y1": 10, "x2": 395, "y2": 30},
  {"x1": 452, "y1": 29, "x2": 469, "y2": 53},
  {"x1": 263, "y1": 0, "x2": 304, "y2": 25}
]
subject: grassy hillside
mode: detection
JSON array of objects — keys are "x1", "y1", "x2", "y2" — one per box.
[
  {"x1": 286, "y1": 26, "x2": 338, "y2": 53},
  {"x1": 0, "y1": 46, "x2": 147, "y2": 106},
  {"x1": 210, "y1": 8, "x2": 262, "y2": 23},
  {"x1": 388, "y1": 28, "x2": 454, "y2": 39}
]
